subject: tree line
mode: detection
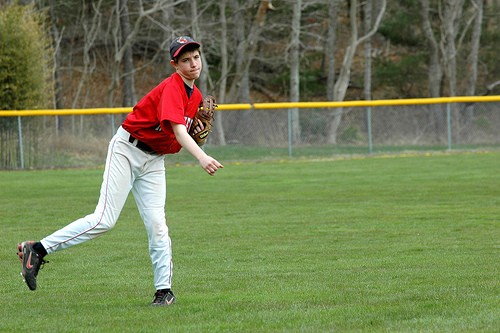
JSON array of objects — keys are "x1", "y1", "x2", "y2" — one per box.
[{"x1": 1, "y1": 0, "x2": 499, "y2": 146}]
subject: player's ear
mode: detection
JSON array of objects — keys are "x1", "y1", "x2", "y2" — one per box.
[{"x1": 169, "y1": 59, "x2": 177, "y2": 70}]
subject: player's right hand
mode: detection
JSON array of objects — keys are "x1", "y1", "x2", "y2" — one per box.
[{"x1": 198, "y1": 154, "x2": 223, "y2": 176}]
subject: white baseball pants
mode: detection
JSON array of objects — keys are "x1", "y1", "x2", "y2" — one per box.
[{"x1": 40, "y1": 126, "x2": 173, "y2": 290}]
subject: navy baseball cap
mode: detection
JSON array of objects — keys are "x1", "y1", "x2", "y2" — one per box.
[{"x1": 169, "y1": 36, "x2": 201, "y2": 59}]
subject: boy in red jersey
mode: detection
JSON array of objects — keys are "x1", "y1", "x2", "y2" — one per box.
[{"x1": 17, "y1": 36, "x2": 223, "y2": 306}]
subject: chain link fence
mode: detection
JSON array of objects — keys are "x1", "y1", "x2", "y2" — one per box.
[{"x1": 1, "y1": 99, "x2": 499, "y2": 169}]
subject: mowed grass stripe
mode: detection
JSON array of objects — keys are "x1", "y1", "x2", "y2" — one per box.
[{"x1": 0, "y1": 151, "x2": 498, "y2": 332}]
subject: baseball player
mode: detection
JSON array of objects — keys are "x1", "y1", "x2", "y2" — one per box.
[{"x1": 17, "y1": 36, "x2": 223, "y2": 306}]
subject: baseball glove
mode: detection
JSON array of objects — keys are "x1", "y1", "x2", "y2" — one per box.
[{"x1": 189, "y1": 95, "x2": 217, "y2": 146}]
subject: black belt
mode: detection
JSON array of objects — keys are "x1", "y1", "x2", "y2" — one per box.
[{"x1": 128, "y1": 135, "x2": 156, "y2": 154}]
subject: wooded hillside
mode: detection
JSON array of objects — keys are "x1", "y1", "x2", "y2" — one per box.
[{"x1": 2, "y1": 0, "x2": 498, "y2": 105}]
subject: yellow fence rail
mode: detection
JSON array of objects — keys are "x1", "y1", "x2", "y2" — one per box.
[{"x1": 1, "y1": 95, "x2": 500, "y2": 116}]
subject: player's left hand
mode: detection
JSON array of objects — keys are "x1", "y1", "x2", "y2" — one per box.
[{"x1": 192, "y1": 119, "x2": 204, "y2": 134}]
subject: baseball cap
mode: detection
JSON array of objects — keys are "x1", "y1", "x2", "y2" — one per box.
[{"x1": 169, "y1": 36, "x2": 201, "y2": 59}]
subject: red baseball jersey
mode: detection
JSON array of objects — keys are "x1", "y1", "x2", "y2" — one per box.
[{"x1": 122, "y1": 72, "x2": 202, "y2": 154}]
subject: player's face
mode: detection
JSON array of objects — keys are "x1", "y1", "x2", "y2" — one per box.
[{"x1": 173, "y1": 50, "x2": 202, "y2": 84}]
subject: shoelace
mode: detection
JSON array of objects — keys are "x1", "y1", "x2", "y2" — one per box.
[
  {"x1": 153, "y1": 290, "x2": 168, "y2": 303},
  {"x1": 35, "y1": 258, "x2": 49, "y2": 275}
]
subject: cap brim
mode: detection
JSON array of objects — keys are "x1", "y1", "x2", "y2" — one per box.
[{"x1": 172, "y1": 42, "x2": 201, "y2": 58}]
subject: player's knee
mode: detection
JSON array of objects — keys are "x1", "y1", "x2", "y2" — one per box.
[
  {"x1": 145, "y1": 218, "x2": 168, "y2": 243},
  {"x1": 90, "y1": 212, "x2": 118, "y2": 232}
]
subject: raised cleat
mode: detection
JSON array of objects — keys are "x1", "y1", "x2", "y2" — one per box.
[{"x1": 18, "y1": 241, "x2": 47, "y2": 291}]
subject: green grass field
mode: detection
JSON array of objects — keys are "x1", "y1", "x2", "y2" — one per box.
[{"x1": 1, "y1": 151, "x2": 498, "y2": 332}]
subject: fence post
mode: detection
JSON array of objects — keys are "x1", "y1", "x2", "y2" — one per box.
[
  {"x1": 287, "y1": 108, "x2": 293, "y2": 157},
  {"x1": 446, "y1": 103, "x2": 452, "y2": 150},
  {"x1": 17, "y1": 116, "x2": 24, "y2": 169},
  {"x1": 110, "y1": 114, "x2": 116, "y2": 138},
  {"x1": 366, "y1": 106, "x2": 373, "y2": 154}
]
